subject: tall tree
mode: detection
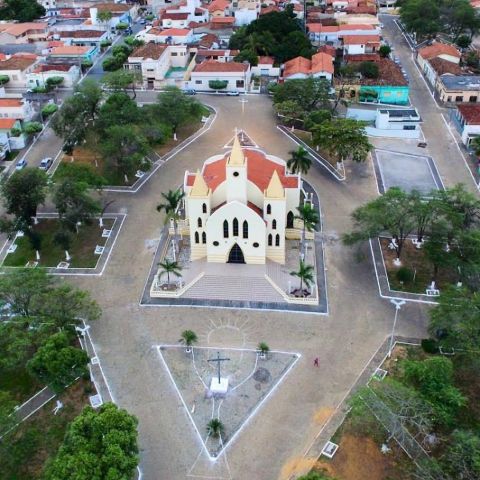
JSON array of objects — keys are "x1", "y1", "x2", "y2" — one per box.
[
  {"x1": 287, "y1": 147, "x2": 312, "y2": 175},
  {"x1": 443, "y1": 430, "x2": 480, "y2": 479},
  {"x1": 312, "y1": 118, "x2": 372, "y2": 163},
  {"x1": 157, "y1": 259, "x2": 182, "y2": 285},
  {"x1": 1, "y1": 168, "x2": 48, "y2": 227},
  {"x1": 343, "y1": 187, "x2": 416, "y2": 261},
  {"x1": 27, "y1": 332, "x2": 90, "y2": 392},
  {"x1": 273, "y1": 77, "x2": 331, "y2": 113},
  {"x1": 101, "y1": 70, "x2": 142, "y2": 99},
  {"x1": 295, "y1": 202, "x2": 319, "y2": 257},
  {"x1": 400, "y1": 0, "x2": 440, "y2": 39},
  {"x1": 53, "y1": 179, "x2": 101, "y2": 232},
  {"x1": 0, "y1": 0, "x2": 45, "y2": 22},
  {"x1": 157, "y1": 189, "x2": 185, "y2": 253},
  {"x1": 44, "y1": 403, "x2": 139, "y2": 480}
]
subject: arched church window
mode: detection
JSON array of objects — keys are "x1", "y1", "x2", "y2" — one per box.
[
  {"x1": 197, "y1": 217, "x2": 202, "y2": 228},
  {"x1": 266, "y1": 204, "x2": 271, "y2": 214},
  {"x1": 272, "y1": 219, "x2": 277, "y2": 230},
  {"x1": 202, "y1": 203, "x2": 207, "y2": 214},
  {"x1": 268, "y1": 234, "x2": 272, "y2": 246},
  {"x1": 275, "y1": 234, "x2": 280, "y2": 246},
  {"x1": 287, "y1": 211, "x2": 294, "y2": 228},
  {"x1": 223, "y1": 220, "x2": 229, "y2": 238},
  {"x1": 195, "y1": 231, "x2": 199, "y2": 244},
  {"x1": 243, "y1": 220, "x2": 248, "y2": 239},
  {"x1": 202, "y1": 232, "x2": 206, "y2": 244},
  {"x1": 233, "y1": 218, "x2": 239, "y2": 236}
]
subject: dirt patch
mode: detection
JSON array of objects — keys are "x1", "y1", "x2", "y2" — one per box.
[
  {"x1": 315, "y1": 434, "x2": 409, "y2": 480},
  {"x1": 154, "y1": 120, "x2": 203, "y2": 157},
  {"x1": 314, "y1": 406, "x2": 334, "y2": 426},
  {"x1": 279, "y1": 456, "x2": 317, "y2": 480},
  {"x1": 380, "y1": 237, "x2": 457, "y2": 294}
]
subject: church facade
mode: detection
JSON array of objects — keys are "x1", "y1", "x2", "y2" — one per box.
[{"x1": 183, "y1": 135, "x2": 301, "y2": 265}]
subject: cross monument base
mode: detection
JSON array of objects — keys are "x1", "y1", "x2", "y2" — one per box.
[{"x1": 210, "y1": 377, "x2": 229, "y2": 395}]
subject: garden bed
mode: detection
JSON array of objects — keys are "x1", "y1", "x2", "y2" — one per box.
[
  {"x1": 0, "y1": 379, "x2": 93, "y2": 480},
  {"x1": 3, "y1": 218, "x2": 114, "y2": 268},
  {"x1": 380, "y1": 237, "x2": 457, "y2": 294}
]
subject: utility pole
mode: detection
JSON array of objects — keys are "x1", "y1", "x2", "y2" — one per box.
[{"x1": 387, "y1": 299, "x2": 406, "y2": 358}]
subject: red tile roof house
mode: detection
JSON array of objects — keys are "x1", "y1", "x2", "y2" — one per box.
[
  {"x1": 452, "y1": 103, "x2": 480, "y2": 146},
  {"x1": 416, "y1": 42, "x2": 461, "y2": 87},
  {"x1": 26, "y1": 63, "x2": 81, "y2": 89},
  {"x1": 0, "y1": 22, "x2": 49, "y2": 45},
  {"x1": 0, "y1": 55, "x2": 39, "y2": 88},
  {"x1": 307, "y1": 23, "x2": 379, "y2": 45},
  {"x1": 282, "y1": 52, "x2": 335, "y2": 81},
  {"x1": 342, "y1": 34, "x2": 381, "y2": 55},
  {"x1": 0, "y1": 98, "x2": 34, "y2": 121},
  {"x1": 188, "y1": 59, "x2": 252, "y2": 92},
  {"x1": 0, "y1": 118, "x2": 22, "y2": 159}
]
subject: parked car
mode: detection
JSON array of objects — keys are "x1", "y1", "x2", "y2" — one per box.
[
  {"x1": 15, "y1": 158, "x2": 27, "y2": 170},
  {"x1": 226, "y1": 91, "x2": 240, "y2": 96},
  {"x1": 184, "y1": 89, "x2": 196, "y2": 95},
  {"x1": 140, "y1": 19, "x2": 146, "y2": 24},
  {"x1": 39, "y1": 157, "x2": 52, "y2": 171}
]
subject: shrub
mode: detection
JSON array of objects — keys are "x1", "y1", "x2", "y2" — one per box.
[
  {"x1": 421, "y1": 338, "x2": 439, "y2": 354},
  {"x1": 100, "y1": 39, "x2": 112, "y2": 48},
  {"x1": 209, "y1": 80, "x2": 228, "y2": 90},
  {"x1": 10, "y1": 127, "x2": 21, "y2": 137},
  {"x1": 41, "y1": 103, "x2": 58, "y2": 117},
  {"x1": 378, "y1": 45, "x2": 391, "y2": 58},
  {"x1": 396, "y1": 266, "x2": 414, "y2": 283}
]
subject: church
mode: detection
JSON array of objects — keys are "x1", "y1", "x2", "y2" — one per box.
[{"x1": 183, "y1": 135, "x2": 302, "y2": 265}]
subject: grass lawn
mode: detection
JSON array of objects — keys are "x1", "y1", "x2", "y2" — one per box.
[
  {"x1": 380, "y1": 237, "x2": 457, "y2": 294},
  {"x1": 3, "y1": 218, "x2": 114, "y2": 268},
  {"x1": 0, "y1": 379, "x2": 94, "y2": 480},
  {"x1": 292, "y1": 129, "x2": 340, "y2": 168}
]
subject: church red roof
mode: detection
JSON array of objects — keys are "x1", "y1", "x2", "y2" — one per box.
[{"x1": 186, "y1": 148, "x2": 299, "y2": 192}]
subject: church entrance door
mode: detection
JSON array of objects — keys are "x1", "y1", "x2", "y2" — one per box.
[{"x1": 227, "y1": 243, "x2": 245, "y2": 264}]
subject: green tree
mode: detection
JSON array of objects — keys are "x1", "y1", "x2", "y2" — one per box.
[
  {"x1": 287, "y1": 147, "x2": 312, "y2": 175},
  {"x1": 0, "y1": 268, "x2": 52, "y2": 317},
  {"x1": 102, "y1": 56, "x2": 125, "y2": 72},
  {"x1": 156, "y1": 188, "x2": 185, "y2": 252},
  {"x1": 296, "y1": 202, "x2": 319, "y2": 256},
  {"x1": 0, "y1": 0, "x2": 45, "y2": 22},
  {"x1": 343, "y1": 187, "x2": 416, "y2": 261},
  {"x1": 298, "y1": 472, "x2": 337, "y2": 480},
  {"x1": 273, "y1": 77, "x2": 330, "y2": 113},
  {"x1": 378, "y1": 45, "x2": 392, "y2": 57},
  {"x1": 23, "y1": 121, "x2": 43, "y2": 135},
  {"x1": 46, "y1": 76, "x2": 64, "y2": 89},
  {"x1": 0, "y1": 322, "x2": 33, "y2": 371},
  {"x1": 42, "y1": 103, "x2": 58, "y2": 117},
  {"x1": 403, "y1": 357, "x2": 466, "y2": 427},
  {"x1": 27, "y1": 332, "x2": 89, "y2": 392},
  {"x1": 36, "y1": 284, "x2": 101, "y2": 331},
  {"x1": 102, "y1": 70, "x2": 141, "y2": 98},
  {"x1": 274, "y1": 100, "x2": 304, "y2": 124},
  {"x1": 100, "y1": 124, "x2": 149, "y2": 177},
  {"x1": 44, "y1": 403, "x2": 139, "y2": 480},
  {"x1": 0, "y1": 75, "x2": 9, "y2": 85},
  {"x1": 97, "y1": 10, "x2": 113, "y2": 29},
  {"x1": 429, "y1": 286, "x2": 480, "y2": 351},
  {"x1": 1, "y1": 168, "x2": 48, "y2": 226},
  {"x1": 0, "y1": 391, "x2": 16, "y2": 435},
  {"x1": 437, "y1": 183, "x2": 480, "y2": 230},
  {"x1": 53, "y1": 179, "x2": 101, "y2": 233},
  {"x1": 96, "y1": 92, "x2": 141, "y2": 130},
  {"x1": 457, "y1": 34, "x2": 472, "y2": 48},
  {"x1": 157, "y1": 259, "x2": 182, "y2": 285},
  {"x1": 53, "y1": 227, "x2": 73, "y2": 260},
  {"x1": 234, "y1": 49, "x2": 259, "y2": 66},
  {"x1": 290, "y1": 260, "x2": 315, "y2": 294},
  {"x1": 304, "y1": 109, "x2": 332, "y2": 130},
  {"x1": 180, "y1": 329, "x2": 198, "y2": 349},
  {"x1": 155, "y1": 86, "x2": 205, "y2": 138},
  {"x1": 257, "y1": 341, "x2": 270, "y2": 354},
  {"x1": 400, "y1": 0, "x2": 440, "y2": 39},
  {"x1": 207, "y1": 418, "x2": 225, "y2": 438},
  {"x1": 359, "y1": 61, "x2": 379, "y2": 79},
  {"x1": 443, "y1": 430, "x2": 480, "y2": 479},
  {"x1": 312, "y1": 118, "x2": 372, "y2": 163}
]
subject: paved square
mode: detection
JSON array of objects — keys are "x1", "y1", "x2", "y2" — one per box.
[{"x1": 373, "y1": 149, "x2": 443, "y2": 194}]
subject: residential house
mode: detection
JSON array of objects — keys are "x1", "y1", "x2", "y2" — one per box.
[
  {"x1": 56, "y1": 30, "x2": 109, "y2": 48},
  {"x1": 417, "y1": 42, "x2": 461, "y2": 87},
  {"x1": 0, "y1": 55, "x2": 39, "y2": 88},
  {"x1": 251, "y1": 56, "x2": 280, "y2": 77},
  {"x1": 26, "y1": 64, "x2": 81, "y2": 88},
  {"x1": 308, "y1": 23, "x2": 379, "y2": 45},
  {"x1": 342, "y1": 34, "x2": 380, "y2": 55},
  {"x1": 210, "y1": 17, "x2": 236, "y2": 29},
  {"x1": 0, "y1": 98, "x2": 34, "y2": 120},
  {"x1": 283, "y1": 52, "x2": 334, "y2": 81},
  {"x1": 48, "y1": 45, "x2": 98, "y2": 63},
  {"x1": 0, "y1": 23, "x2": 49, "y2": 45},
  {"x1": 334, "y1": 13, "x2": 380, "y2": 26},
  {"x1": 125, "y1": 43, "x2": 191, "y2": 89},
  {"x1": 208, "y1": 0, "x2": 230, "y2": 17},
  {"x1": 161, "y1": 12, "x2": 191, "y2": 28},
  {"x1": 437, "y1": 75, "x2": 480, "y2": 103},
  {"x1": 140, "y1": 28, "x2": 195, "y2": 44},
  {"x1": 89, "y1": 3, "x2": 138, "y2": 31},
  {"x1": 188, "y1": 60, "x2": 251, "y2": 92},
  {"x1": 452, "y1": 103, "x2": 480, "y2": 146},
  {"x1": 338, "y1": 55, "x2": 409, "y2": 105},
  {"x1": 195, "y1": 49, "x2": 239, "y2": 62}
]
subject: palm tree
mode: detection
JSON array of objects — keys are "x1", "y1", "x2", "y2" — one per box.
[
  {"x1": 180, "y1": 330, "x2": 198, "y2": 352},
  {"x1": 157, "y1": 189, "x2": 185, "y2": 255},
  {"x1": 290, "y1": 260, "x2": 315, "y2": 296},
  {"x1": 207, "y1": 418, "x2": 225, "y2": 438},
  {"x1": 157, "y1": 259, "x2": 182, "y2": 286},
  {"x1": 295, "y1": 203, "x2": 319, "y2": 257},
  {"x1": 287, "y1": 147, "x2": 312, "y2": 175}
]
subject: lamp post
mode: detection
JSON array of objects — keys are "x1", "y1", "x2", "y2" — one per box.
[
  {"x1": 387, "y1": 299, "x2": 406, "y2": 358},
  {"x1": 239, "y1": 98, "x2": 248, "y2": 141}
]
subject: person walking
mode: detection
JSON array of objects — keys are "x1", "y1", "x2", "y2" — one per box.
[{"x1": 313, "y1": 357, "x2": 319, "y2": 367}]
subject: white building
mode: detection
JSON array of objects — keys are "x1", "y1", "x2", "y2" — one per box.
[
  {"x1": 0, "y1": 55, "x2": 39, "y2": 88},
  {"x1": 0, "y1": 98, "x2": 34, "y2": 121},
  {"x1": 26, "y1": 63, "x2": 81, "y2": 89},
  {"x1": 189, "y1": 60, "x2": 251, "y2": 92},
  {"x1": 140, "y1": 27, "x2": 195, "y2": 45},
  {"x1": 454, "y1": 104, "x2": 480, "y2": 146},
  {"x1": 183, "y1": 135, "x2": 301, "y2": 264},
  {"x1": 251, "y1": 56, "x2": 280, "y2": 77}
]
